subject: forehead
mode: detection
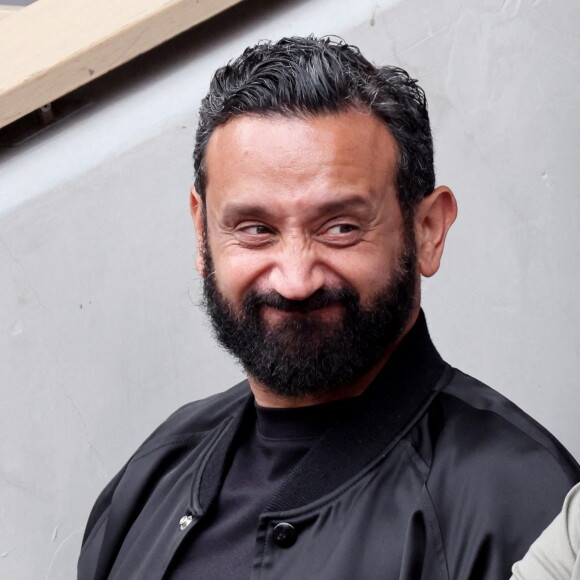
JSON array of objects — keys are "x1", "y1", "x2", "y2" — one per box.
[{"x1": 203, "y1": 109, "x2": 399, "y2": 213}]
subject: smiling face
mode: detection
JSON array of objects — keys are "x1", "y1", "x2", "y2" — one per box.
[
  {"x1": 190, "y1": 109, "x2": 455, "y2": 405},
  {"x1": 199, "y1": 109, "x2": 409, "y2": 310}
]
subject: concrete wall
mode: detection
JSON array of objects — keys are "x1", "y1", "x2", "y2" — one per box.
[{"x1": 1, "y1": 0, "x2": 578, "y2": 577}]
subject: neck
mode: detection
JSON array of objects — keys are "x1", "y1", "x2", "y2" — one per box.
[{"x1": 250, "y1": 308, "x2": 420, "y2": 408}]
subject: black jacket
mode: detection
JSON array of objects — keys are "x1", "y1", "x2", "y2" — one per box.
[{"x1": 78, "y1": 315, "x2": 580, "y2": 579}]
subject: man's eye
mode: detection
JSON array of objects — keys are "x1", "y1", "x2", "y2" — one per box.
[
  {"x1": 320, "y1": 223, "x2": 362, "y2": 246},
  {"x1": 241, "y1": 225, "x2": 271, "y2": 235},
  {"x1": 327, "y1": 224, "x2": 358, "y2": 235},
  {"x1": 235, "y1": 224, "x2": 275, "y2": 246}
]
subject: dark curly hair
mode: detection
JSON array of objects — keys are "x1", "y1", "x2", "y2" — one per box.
[{"x1": 193, "y1": 36, "x2": 435, "y2": 218}]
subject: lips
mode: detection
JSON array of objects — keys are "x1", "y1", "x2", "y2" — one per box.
[{"x1": 247, "y1": 287, "x2": 355, "y2": 315}]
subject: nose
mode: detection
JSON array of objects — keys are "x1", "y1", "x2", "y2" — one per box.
[{"x1": 268, "y1": 239, "x2": 325, "y2": 301}]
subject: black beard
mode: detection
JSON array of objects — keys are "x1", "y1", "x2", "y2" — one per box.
[{"x1": 201, "y1": 233, "x2": 418, "y2": 399}]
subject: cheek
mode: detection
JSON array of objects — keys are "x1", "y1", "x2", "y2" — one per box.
[
  {"x1": 211, "y1": 250, "x2": 270, "y2": 300},
  {"x1": 322, "y1": 246, "x2": 400, "y2": 297},
  {"x1": 336, "y1": 259, "x2": 387, "y2": 295}
]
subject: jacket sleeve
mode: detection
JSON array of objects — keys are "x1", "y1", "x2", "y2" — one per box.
[
  {"x1": 425, "y1": 393, "x2": 579, "y2": 580},
  {"x1": 77, "y1": 465, "x2": 126, "y2": 579}
]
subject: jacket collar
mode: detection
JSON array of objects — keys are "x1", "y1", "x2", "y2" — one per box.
[{"x1": 197, "y1": 310, "x2": 447, "y2": 513}]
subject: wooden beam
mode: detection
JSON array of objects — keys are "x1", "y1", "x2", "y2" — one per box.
[{"x1": 0, "y1": 0, "x2": 244, "y2": 129}]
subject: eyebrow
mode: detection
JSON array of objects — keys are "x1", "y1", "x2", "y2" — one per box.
[{"x1": 221, "y1": 195, "x2": 372, "y2": 223}]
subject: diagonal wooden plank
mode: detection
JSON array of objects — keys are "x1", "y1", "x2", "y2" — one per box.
[{"x1": 0, "y1": 0, "x2": 244, "y2": 129}]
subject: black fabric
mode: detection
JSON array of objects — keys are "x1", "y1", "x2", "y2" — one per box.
[
  {"x1": 166, "y1": 399, "x2": 352, "y2": 579},
  {"x1": 78, "y1": 313, "x2": 580, "y2": 580},
  {"x1": 264, "y1": 314, "x2": 445, "y2": 512}
]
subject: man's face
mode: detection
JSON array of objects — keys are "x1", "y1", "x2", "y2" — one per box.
[{"x1": 194, "y1": 110, "x2": 420, "y2": 398}]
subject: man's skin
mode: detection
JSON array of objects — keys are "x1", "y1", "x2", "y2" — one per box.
[{"x1": 190, "y1": 108, "x2": 457, "y2": 408}]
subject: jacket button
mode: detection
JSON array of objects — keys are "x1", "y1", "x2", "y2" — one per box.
[
  {"x1": 272, "y1": 522, "x2": 297, "y2": 548},
  {"x1": 179, "y1": 515, "x2": 193, "y2": 530}
]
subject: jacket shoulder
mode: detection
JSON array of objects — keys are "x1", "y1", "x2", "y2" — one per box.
[
  {"x1": 135, "y1": 380, "x2": 250, "y2": 453},
  {"x1": 80, "y1": 381, "x2": 250, "y2": 556},
  {"x1": 438, "y1": 369, "x2": 579, "y2": 480},
  {"x1": 412, "y1": 368, "x2": 580, "y2": 579}
]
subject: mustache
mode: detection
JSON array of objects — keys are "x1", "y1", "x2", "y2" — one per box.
[{"x1": 244, "y1": 287, "x2": 358, "y2": 314}]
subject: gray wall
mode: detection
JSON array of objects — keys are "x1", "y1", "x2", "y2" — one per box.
[{"x1": 1, "y1": 0, "x2": 578, "y2": 577}]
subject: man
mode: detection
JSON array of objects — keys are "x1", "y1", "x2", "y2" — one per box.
[{"x1": 78, "y1": 36, "x2": 580, "y2": 579}]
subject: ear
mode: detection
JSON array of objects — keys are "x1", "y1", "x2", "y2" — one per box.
[
  {"x1": 414, "y1": 186, "x2": 457, "y2": 278},
  {"x1": 189, "y1": 186, "x2": 207, "y2": 277}
]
